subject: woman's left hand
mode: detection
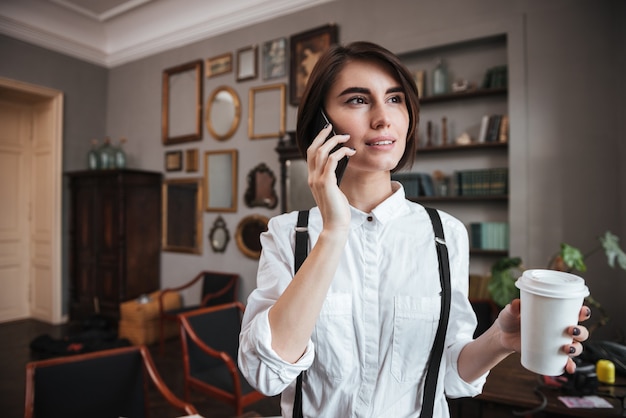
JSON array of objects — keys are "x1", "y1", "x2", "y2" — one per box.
[{"x1": 496, "y1": 299, "x2": 591, "y2": 374}]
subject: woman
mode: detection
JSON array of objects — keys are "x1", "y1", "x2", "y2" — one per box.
[{"x1": 238, "y1": 41, "x2": 589, "y2": 417}]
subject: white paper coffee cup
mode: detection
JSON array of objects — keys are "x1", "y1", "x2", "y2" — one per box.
[{"x1": 515, "y1": 269, "x2": 589, "y2": 376}]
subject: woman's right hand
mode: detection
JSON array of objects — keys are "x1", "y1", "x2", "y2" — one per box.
[{"x1": 306, "y1": 123, "x2": 355, "y2": 231}]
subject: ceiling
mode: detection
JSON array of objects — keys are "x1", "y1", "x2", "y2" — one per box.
[{"x1": 0, "y1": 0, "x2": 333, "y2": 67}]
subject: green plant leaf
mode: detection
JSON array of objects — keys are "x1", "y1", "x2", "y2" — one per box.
[
  {"x1": 488, "y1": 257, "x2": 522, "y2": 307},
  {"x1": 599, "y1": 231, "x2": 626, "y2": 270},
  {"x1": 561, "y1": 243, "x2": 586, "y2": 272}
]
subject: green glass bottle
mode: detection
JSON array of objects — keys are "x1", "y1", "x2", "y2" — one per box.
[
  {"x1": 98, "y1": 137, "x2": 116, "y2": 169},
  {"x1": 114, "y1": 137, "x2": 127, "y2": 169},
  {"x1": 87, "y1": 139, "x2": 99, "y2": 170}
]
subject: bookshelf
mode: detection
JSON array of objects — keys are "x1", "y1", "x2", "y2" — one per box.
[{"x1": 399, "y1": 34, "x2": 510, "y2": 275}]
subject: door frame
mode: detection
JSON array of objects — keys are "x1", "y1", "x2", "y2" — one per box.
[{"x1": 0, "y1": 76, "x2": 64, "y2": 324}]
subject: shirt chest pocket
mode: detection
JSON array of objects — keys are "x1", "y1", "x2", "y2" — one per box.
[
  {"x1": 391, "y1": 295, "x2": 441, "y2": 383},
  {"x1": 312, "y1": 293, "x2": 354, "y2": 381}
]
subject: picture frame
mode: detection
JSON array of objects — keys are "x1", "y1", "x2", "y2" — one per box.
[
  {"x1": 162, "y1": 60, "x2": 203, "y2": 145},
  {"x1": 262, "y1": 37, "x2": 287, "y2": 80},
  {"x1": 248, "y1": 83, "x2": 286, "y2": 139},
  {"x1": 289, "y1": 24, "x2": 338, "y2": 106},
  {"x1": 236, "y1": 45, "x2": 258, "y2": 82},
  {"x1": 185, "y1": 148, "x2": 199, "y2": 172},
  {"x1": 204, "y1": 149, "x2": 238, "y2": 212},
  {"x1": 165, "y1": 150, "x2": 183, "y2": 172},
  {"x1": 206, "y1": 53, "x2": 232, "y2": 78}
]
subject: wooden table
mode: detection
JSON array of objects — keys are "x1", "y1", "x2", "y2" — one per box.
[{"x1": 449, "y1": 353, "x2": 625, "y2": 417}]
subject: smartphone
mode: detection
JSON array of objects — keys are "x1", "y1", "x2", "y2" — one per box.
[{"x1": 317, "y1": 109, "x2": 349, "y2": 185}]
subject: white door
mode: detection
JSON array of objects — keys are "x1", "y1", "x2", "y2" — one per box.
[
  {"x1": 0, "y1": 78, "x2": 64, "y2": 324},
  {"x1": 0, "y1": 98, "x2": 31, "y2": 321}
]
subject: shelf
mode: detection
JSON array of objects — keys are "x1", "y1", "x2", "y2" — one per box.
[
  {"x1": 419, "y1": 141, "x2": 507, "y2": 154},
  {"x1": 409, "y1": 195, "x2": 508, "y2": 203},
  {"x1": 470, "y1": 249, "x2": 508, "y2": 257},
  {"x1": 420, "y1": 88, "x2": 507, "y2": 105}
]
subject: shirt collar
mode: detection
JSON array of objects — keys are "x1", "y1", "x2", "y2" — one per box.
[{"x1": 349, "y1": 181, "x2": 411, "y2": 227}]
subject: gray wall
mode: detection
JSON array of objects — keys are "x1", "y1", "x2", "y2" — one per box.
[{"x1": 2, "y1": 0, "x2": 625, "y2": 339}]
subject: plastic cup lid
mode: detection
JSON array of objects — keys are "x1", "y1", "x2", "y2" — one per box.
[{"x1": 515, "y1": 269, "x2": 589, "y2": 298}]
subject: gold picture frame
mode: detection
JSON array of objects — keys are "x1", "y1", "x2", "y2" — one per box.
[
  {"x1": 204, "y1": 149, "x2": 238, "y2": 212},
  {"x1": 248, "y1": 83, "x2": 286, "y2": 139},
  {"x1": 185, "y1": 149, "x2": 198, "y2": 172},
  {"x1": 236, "y1": 45, "x2": 258, "y2": 82},
  {"x1": 165, "y1": 150, "x2": 183, "y2": 172},
  {"x1": 206, "y1": 53, "x2": 233, "y2": 78},
  {"x1": 162, "y1": 178, "x2": 203, "y2": 254},
  {"x1": 289, "y1": 24, "x2": 338, "y2": 105},
  {"x1": 162, "y1": 60, "x2": 203, "y2": 145}
]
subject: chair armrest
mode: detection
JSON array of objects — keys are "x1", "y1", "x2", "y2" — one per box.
[
  {"x1": 159, "y1": 272, "x2": 207, "y2": 314},
  {"x1": 139, "y1": 346, "x2": 199, "y2": 415}
]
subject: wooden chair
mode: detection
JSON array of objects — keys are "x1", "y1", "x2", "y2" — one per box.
[
  {"x1": 178, "y1": 302, "x2": 265, "y2": 416},
  {"x1": 24, "y1": 345, "x2": 197, "y2": 418},
  {"x1": 159, "y1": 270, "x2": 239, "y2": 355}
]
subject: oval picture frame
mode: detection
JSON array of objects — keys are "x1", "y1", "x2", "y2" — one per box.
[{"x1": 235, "y1": 214, "x2": 269, "y2": 259}]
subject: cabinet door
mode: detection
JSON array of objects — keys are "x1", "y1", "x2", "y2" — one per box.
[
  {"x1": 95, "y1": 176, "x2": 121, "y2": 315},
  {"x1": 70, "y1": 177, "x2": 98, "y2": 317}
]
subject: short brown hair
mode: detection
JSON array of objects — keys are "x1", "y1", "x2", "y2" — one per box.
[{"x1": 296, "y1": 41, "x2": 419, "y2": 172}]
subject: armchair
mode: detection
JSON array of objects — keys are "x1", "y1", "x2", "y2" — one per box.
[
  {"x1": 24, "y1": 345, "x2": 197, "y2": 418},
  {"x1": 178, "y1": 302, "x2": 265, "y2": 416},
  {"x1": 159, "y1": 271, "x2": 239, "y2": 354}
]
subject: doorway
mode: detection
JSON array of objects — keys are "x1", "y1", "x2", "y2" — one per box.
[{"x1": 0, "y1": 77, "x2": 64, "y2": 324}]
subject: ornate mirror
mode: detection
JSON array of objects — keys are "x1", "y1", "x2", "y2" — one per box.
[
  {"x1": 244, "y1": 163, "x2": 278, "y2": 209},
  {"x1": 208, "y1": 215, "x2": 230, "y2": 253},
  {"x1": 204, "y1": 149, "x2": 238, "y2": 212},
  {"x1": 162, "y1": 178, "x2": 203, "y2": 254},
  {"x1": 206, "y1": 86, "x2": 241, "y2": 141},
  {"x1": 235, "y1": 214, "x2": 269, "y2": 259},
  {"x1": 162, "y1": 60, "x2": 203, "y2": 145}
]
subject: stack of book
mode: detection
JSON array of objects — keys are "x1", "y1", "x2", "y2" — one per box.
[
  {"x1": 453, "y1": 167, "x2": 508, "y2": 196},
  {"x1": 392, "y1": 172, "x2": 435, "y2": 197},
  {"x1": 477, "y1": 114, "x2": 509, "y2": 143},
  {"x1": 470, "y1": 222, "x2": 509, "y2": 250}
]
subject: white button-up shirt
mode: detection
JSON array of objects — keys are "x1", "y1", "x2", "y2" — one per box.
[{"x1": 239, "y1": 183, "x2": 487, "y2": 418}]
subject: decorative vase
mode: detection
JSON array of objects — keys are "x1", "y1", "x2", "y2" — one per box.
[
  {"x1": 98, "y1": 137, "x2": 116, "y2": 169},
  {"x1": 114, "y1": 137, "x2": 127, "y2": 169},
  {"x1": 433, "y1": 58, "x2": 447, "y2": 95},
  {"x1": 87, "y1": 139, "x2": 99, "y2": 170}
]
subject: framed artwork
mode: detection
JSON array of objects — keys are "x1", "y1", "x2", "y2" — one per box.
[
  {"x1": 165, "y1": 150, "x2": 183, "y2": 172},
  {"x1": 162, "y1": 60, "x2": 203, "y2": 145},
  {"x1": 236, "y1": 45, "x2": 258, "y2": 81},
  {"x1": 248, "y1": 83, "x2": 286, "y2": 139},
  {"x1": 206, "y1": 53, "x2": 232, "y2": 78},
  {"x1": 185, "y1": 148, "x2": 199, "y2": 172},
  {"x1": 262, "y1": 37, "x2": 287, "y2": 80},
  {"x1": 289, "y1": 24, "x2": 338, "y2": 106}
]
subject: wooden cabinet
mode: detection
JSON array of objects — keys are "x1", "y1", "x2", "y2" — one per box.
[{"x1": 67, "y1": 170, "x2": 162, "y2": 320}]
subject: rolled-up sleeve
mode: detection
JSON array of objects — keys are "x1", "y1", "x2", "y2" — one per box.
[{"x1": 238, "y1": 214, "x2": 315, "y2": 396}]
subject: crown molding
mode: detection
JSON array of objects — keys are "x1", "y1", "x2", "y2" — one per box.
[{"x1": 0, "y1": 0, "x2": 334, "y2": 68}]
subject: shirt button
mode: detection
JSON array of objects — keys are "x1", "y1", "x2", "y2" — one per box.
[{"x1": 367, "y1": 216, "x2": 373, "y2": 222}]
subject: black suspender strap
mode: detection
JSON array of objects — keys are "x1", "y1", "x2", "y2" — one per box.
[
  {"x1": 293, "y1": 210, "x2": 309, "y2": 418},
  {"x1": 292, "y1": 207, "x2": 451, "y2": 418},
  {"x1": 294, "y1": 210, "x2": 310, "y2": 273},
  {"x1": 421, "y1": 207, "x2": 452, "y2": 418}
]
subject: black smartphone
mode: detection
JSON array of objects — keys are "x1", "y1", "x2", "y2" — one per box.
[{"x1": 317, "y1": 109, "x2": 349, "y2": 185}]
